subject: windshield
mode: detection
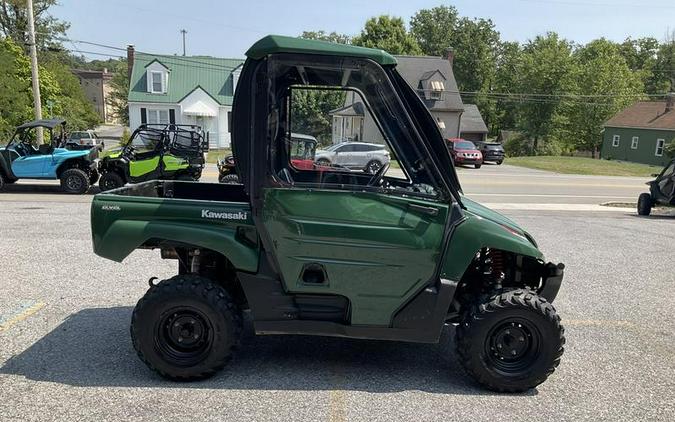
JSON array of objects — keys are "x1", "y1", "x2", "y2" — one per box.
[
  {"x1": 456, "y1": 141, "x2": 476, "y2": 149},
  {"x1": 325, "y1": 143, "x2": 342, "y2": 152},
  {"x1": 484, "y1": 143, "x2": 503, "y2": 150}
]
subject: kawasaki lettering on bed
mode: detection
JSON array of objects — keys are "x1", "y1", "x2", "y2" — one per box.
[{"x1": 90, "y1": 35, "x2": 566, "y2": 392}]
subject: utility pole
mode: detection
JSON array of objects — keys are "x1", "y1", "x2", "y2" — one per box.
[
  {"x1": 180, "y1": 29, "x2": 187, "y2": 56},
  {"x1": 26, "y1": 0, "x2": 43, "y2": 144}
]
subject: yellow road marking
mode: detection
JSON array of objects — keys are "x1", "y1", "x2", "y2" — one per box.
[
  {"x1": 0, "y1": 302, "x2": 45, "y2": 332},
  {"x1": 328, "y1": 388, "x2": 346, "y2": 422}
]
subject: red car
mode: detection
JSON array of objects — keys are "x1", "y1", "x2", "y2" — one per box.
[{"x1": 447, "y1": 138, "x2": 483, "y2": 169}]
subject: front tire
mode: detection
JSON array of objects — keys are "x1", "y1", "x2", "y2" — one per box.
[
  {"x1": 316, "y1": 158, "x2": 331, "y2": 167},
  {"x1": 60, "y1": 168, "x2": 90, "y2": 194},
  {"x1": 0, "y1": 173, "x2": 4, "y2": 191},
  {"x1": 497, "y1": 160, "x2": 504, "y2": 165},
  {"x1": 365, "y1": 160, "x2": 382, "y2": 174},
  {"x1": 637, "y1": 193, "x2": 652, "y2": 216},
  {"x1": 474, "y1": 163, "x2": 482, "y2": 169},
  {"x1": 131, "y1": 275, "x2": 242, "y2": 381},
  {"x1": 99, "y1": 171, "x2": 124, "y2": 192},
  {"x1": 456, "y1": 289, "x2": 565, "y2": 392}
]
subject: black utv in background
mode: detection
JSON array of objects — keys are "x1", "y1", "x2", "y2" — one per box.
[{"x1": 638, "y1": 158, "x2": 675, "y2": 216}]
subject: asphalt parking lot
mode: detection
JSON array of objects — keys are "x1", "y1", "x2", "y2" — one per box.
[{"x1": 0, "y1": 165, "x2": 673, "y2": 421}]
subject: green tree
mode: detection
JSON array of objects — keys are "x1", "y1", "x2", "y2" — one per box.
[
  {"x1": 619, "y1": 37, "x2": 662, "y2": 94},
  {"x1": 409, "y1": 5, "x2": 458, "y2": 57},
  {"x1": 516, "y1": 33, "x2": 577, "y2": 154},
  {"x1": 0, "y1": 0, "x2": 68, "y2": 50},
  {"x1": 290, "y1": 89, "x2": 345, "y2": 146},
  {"x1": 0, "y1": 37, "x2": 62, "y2": 139},
  {"x1": 567, "y1": 39, "x2": 644, "y2": 157},
  {"x1": 300, "y1": 30, "x2": 351, "y2": 44},
  {"x1": 106, "y1": 60, "x2": 129, "y2": 125},
  {"x1": 352, "y1": 15, "x2": 422, "y2": 55},
  {"x1": 493, "y1": 41, "x2": 522, "y2": 131},
  {"x1": 655, "y1": 29, "x2": 675, "y2": 92}
]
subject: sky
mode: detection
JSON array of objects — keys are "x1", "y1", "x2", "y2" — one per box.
[{"x1": 53, "y1": 0, "x2": 675, "y2": 59}]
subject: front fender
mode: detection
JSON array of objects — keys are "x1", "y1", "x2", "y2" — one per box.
[
  {"x1": 441, "y1": 214, "x2": 543, "y2": 281},
  {"x1": 93, "y1": 220, "x2": 259, "y2": 273}
]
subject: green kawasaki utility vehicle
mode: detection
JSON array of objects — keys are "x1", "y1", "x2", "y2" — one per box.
[
  {"x1": 98, "y1": 124, "x2": 207, "y2": 191},
  {"x1": 91, "y1": 36, "x2": 565, "y2": 392}
]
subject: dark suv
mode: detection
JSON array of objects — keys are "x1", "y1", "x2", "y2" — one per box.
[{"x1": 475, "y1": 141, "x2": 505, "y2": 165}]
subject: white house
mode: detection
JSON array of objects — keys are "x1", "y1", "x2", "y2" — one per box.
[{"x1": 127, "y1": 49, "x2": 244, "y2": 148}]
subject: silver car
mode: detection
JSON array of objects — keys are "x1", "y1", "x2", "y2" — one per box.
[
  {"x1": 314, "y1": 142, "x2": 390, "y2": 173},
  {"x1": 66, "y1": 130, "x2": 103, "y2": 149}
]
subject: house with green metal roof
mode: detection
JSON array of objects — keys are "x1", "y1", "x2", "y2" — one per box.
[{"x1": 127, "y1": 51, "x2": 244, "y2": 148}]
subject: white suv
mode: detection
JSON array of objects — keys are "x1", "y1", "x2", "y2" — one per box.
[{"x1": 314, "y1": 142, "x2": 390, "y2": 174}]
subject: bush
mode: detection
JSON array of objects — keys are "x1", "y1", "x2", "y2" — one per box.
[
  {"x1": 665, "y1": 139, "x2": 675, "y2": 158},
  {"x1": 119, "y1": 128, "x2": 131, "y2": 146},
  {"x1": 503, "y1": 135, "x2": 533, "y2": 157}
]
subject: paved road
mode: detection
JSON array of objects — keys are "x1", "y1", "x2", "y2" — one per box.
[
  {"x1": 0, "y1": 197, "x2": 673, "y2": 421},
  {"x1": 0, "y1": 163, "x2": 653, "y2": 210}
]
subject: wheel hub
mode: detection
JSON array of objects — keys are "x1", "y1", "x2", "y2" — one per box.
[
  {"x1": 486, "y1": 319, "x2": 541, "y2": 373},
  {"x1": 156, "y1": 307, "x2": 213, "y2": 367},
  {"x1": 67, "y1": 176, "x2": 82, "y2": 190},
  {"x1": 492, "y1": 324, "x2": 529, "y2": 359}
]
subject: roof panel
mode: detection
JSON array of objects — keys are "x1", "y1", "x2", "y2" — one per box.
[{"x1": 245, "y1": 35, "x2": 397, "y2": 66}]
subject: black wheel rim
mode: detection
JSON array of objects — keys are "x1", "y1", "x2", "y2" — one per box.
[
  {"x1": 485, "y1": 318, "x2": 541, "y2": 374},
  {"x1": 103, "y1": 177, "x2": 119, "y2": 190},
  {"x1": 155, "y1": 307, "x2": 214, "y2": 367},
  {"x1": 67, "y1": 175, "x2": 83, "y2": 191},
  {"x1": 367, "y1": 162, "x2": 381, "y2": 174}
]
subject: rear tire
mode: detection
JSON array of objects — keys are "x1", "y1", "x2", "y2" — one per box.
[
  {"x1": 60, "y1": 168, "x2": 90, "y2": 194},
  {"x1": 637, "y1": 193, "x2": 652, "y2": 216},
  {"x1": 131, "y1": 275, "x2": 242, "y2": 381},
  {"x1": 219, "y1": 174, "x2": 240, "y2": 184},
  {"x1": 99, "y1": 172, "x2": 124, "y2": 192},
  {"x1": 456, "y1": 289, "x2": 565, "y2": 392}
]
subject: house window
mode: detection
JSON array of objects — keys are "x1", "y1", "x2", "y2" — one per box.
[
  {"x1": 147, "y1": 109, "x2": 169, "y2": 125},
  {"x1": 655, "y1": 139, "x2": 665, "y2": 156},
  {"x1": 631, "y1": 136, "x2": 639, "y2": 149},
  {"x1": 612, "y1": 134, "x2": 620, "y2": 147},
  {"x1": 430, "y1": 80, "x2": 444, "y2": 100},
  {"x1": 150, "y1": 71, "x2": 164, "y2": 93}
]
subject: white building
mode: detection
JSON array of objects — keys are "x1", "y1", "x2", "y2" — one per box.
[{"x1": 127, "y1": 50, "x2": 244, "y2": 148}]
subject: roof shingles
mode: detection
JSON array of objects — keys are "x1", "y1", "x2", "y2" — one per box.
[
  {"x1": 604, "y1": 101, "x2": 675, "y2": 130},
  {"x1": 128, "y1": 54, "x2": 244, "y2": 106}
]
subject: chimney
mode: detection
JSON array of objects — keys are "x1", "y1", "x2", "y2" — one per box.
[
  {"x1": 666, "y1": 92, "x2": 674, "y2": 113},
  {"x1": 445, "y1": 47, "x2": 454, "y2": 67},
  {"x1": 127, "y1": 45, "x2": 135, "y2": 80}
]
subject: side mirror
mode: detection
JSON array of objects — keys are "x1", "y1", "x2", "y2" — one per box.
[{"x1": 651, "y1": 173, "x2": 659, "y2": 177}]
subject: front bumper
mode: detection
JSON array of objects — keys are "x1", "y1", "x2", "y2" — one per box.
[{"x1": 539, "y1": 262, "x2": 564, "y2": 302}]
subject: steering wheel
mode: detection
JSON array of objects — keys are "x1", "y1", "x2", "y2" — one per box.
[
  {"x1": 367, "y1": 162, "x2": 390, "y2": 186},
  {"x1": 14, "y1": 143, "x2": 28, "y2": 156}
]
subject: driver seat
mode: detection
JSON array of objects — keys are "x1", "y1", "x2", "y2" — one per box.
[{"x1": 38, "y1": 144, "x2": 54, "y2": 155}]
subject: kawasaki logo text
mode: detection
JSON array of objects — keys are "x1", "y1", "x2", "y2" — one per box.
[{"x1": 201, "y1": 210, "x2": 248, "y2": 220}]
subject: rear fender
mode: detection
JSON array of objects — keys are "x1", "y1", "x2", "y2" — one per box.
[{"x1": 93, "y1": 219, "x2": 259, "y2": 273}]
